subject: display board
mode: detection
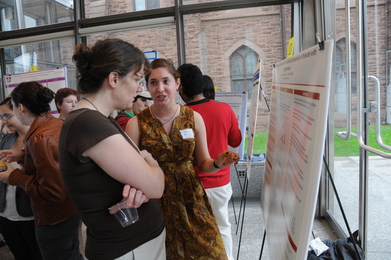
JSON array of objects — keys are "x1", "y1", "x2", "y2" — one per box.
[
  {"x1": 215, "y1": 92, "x2": 247, "y2": 161},
  {"x1": 261, "y1": 40, "x2": 334, "y2": 260},
  {"x1": 3, "y1": 67, "x2": 68, "y2": 116}
]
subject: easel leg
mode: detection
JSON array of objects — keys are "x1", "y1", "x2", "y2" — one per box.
[
  {"x1": 259, "y1": 230, "x2": 266, "y2": 260},
  {"x1": 235, "y1": 175, "x2": 248, "y2": 260}
]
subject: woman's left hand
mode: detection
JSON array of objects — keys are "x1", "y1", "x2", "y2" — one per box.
[
  {"x1": 121, "y1": 184, "x2": 149, "y2": 208},
  {"x1": 215, "y1": 150, "x2": 239, "y2": 168}
]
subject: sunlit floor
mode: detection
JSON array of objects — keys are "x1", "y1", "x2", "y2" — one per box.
[
  {"x1": 0, "y1": 198, "x2": 334, "y2": 260},
  {"x1": 0, "y1": 196, "x2": 335, "y2": 260},
  {"x1": 1, "y1": 156, "x2": 389, "y2": 259},
  {"x1": 230, "y1": 196, "x2": 336, "y2": 260}
]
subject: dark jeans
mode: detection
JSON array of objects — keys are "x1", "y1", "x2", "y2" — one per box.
[
  {"x1": 35, "y1": 213, "x2": 83, "y2": 260},
  {"x1": 0, "y1": 216, "x2": 43, "y2": 260}
]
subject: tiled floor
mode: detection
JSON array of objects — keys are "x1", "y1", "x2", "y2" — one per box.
[
  {"x1": 229, "y1": 197, "x2": 336, "y2": 260},
  {"x1": 0, "y1": 196, "x2": 335, "y2": 260}
]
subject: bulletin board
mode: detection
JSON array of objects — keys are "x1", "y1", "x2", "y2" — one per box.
[{"x1": 3, "y1": 67, "x2": 68, "y2": 116}]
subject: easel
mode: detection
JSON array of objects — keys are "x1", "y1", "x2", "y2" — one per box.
[
  {"x1": 232, "y1": 162, "x2": 249, "y2": 260},
  {"x1": 233, "y1": 58, "x2": 269, "y2": 259}
]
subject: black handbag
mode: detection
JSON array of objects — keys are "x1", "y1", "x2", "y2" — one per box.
[{"x1": 307, "y1": 230, "x2": 365, "y2": 260}]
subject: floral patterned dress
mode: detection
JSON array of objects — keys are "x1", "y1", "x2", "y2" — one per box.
[{"x1": 137, "y1": 105, "x2": 227, "y2": 260}]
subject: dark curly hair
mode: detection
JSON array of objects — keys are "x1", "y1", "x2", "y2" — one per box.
[
  {"x1": 11, "y1": 81, "x2": 55, "y2": 115},
  {"x1": 177, "y1": 63, "x2": 203, "y2": 98},
  {"x1": 73, "y1": 38, "x2": 149, "y2": 94}
]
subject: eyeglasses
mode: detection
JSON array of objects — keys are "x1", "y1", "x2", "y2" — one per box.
[
  {"x1": 138, "y1": 77, "x2": 147, "y2": 91},
  {"x1": 0, "y1": 114, "x2": 14, "y2": 121}
]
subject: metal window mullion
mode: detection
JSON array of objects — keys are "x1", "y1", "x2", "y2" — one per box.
[
  {"x1": 175, "y1": 0, "x2": 185, "y2": 65},
  {"x1": 356, "y1": 0, "x2": 368, "y2": 255}
]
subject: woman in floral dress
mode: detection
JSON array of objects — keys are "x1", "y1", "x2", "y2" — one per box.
[{"x1": 126, "y1": 58, "x2": 239, "y2": 260}]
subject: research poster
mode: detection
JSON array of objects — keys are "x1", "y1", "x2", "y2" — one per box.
[
  {"x1": 261, "y1": 40, "x2": 334, "y2": 260},
  {"x1": 3, "y1": 67, "x2": 68, "y2": 116},
  {"x1": 215, "y1": 92, "x2": 247, "y2": 161}
]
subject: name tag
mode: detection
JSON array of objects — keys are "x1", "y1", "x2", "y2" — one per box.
[{"x1": 180, "y1": 128, "x2": 194, "y2": 139}]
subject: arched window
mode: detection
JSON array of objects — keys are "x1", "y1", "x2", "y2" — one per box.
[
  {"x1": 336, "y1": 38, "x2": 357, "y2": 94},
  {"x1": 135, "y1": 0, "x2": 160, "y2": 11},
  {"x1": 230, "y1": 45, "x2": 259, "y2": 99}
]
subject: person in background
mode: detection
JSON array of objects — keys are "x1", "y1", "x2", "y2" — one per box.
[
  {"x1": 59, "y1": 38, "x2": 166, "y2": 260},
  {"x1": 55, "y1": 88, "x2": 80, "y2": 121},
  {"x1": 202, "y1": 75, "x2": 215, "y2": 100},
  {"x1": 55, "y1": 87, "x2": 85, "y2": 259},
  {"x1": 0, "y1": 97, "x2": 43, "y2": 260},
  {"x1": 0, "y1": 81, "x2": 82, "y2": 260},
  {"x1": 126, "y1": 58, "x2": 239, "y2": 260},
  {"x1": 116, "y1": 91, "x2": 152, "y2": 131},
  {"x1": 178, "y1": 64, "x2": 242, "y2": 260},
  {"x1": 0, "y1": 119, "x2": 10, "y2": 249}
]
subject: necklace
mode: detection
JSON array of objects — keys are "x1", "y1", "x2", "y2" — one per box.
[
  {"x1": 150, "y1": 104, "x2": 179, "y2": 125},
  {"x1": 83, "y1": 97, "x2": 99, "y2": 112}
]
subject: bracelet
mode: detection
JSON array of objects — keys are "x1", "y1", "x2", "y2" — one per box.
[{"x1": 213, "y1": 160, "x2": 221, "y2": 169}]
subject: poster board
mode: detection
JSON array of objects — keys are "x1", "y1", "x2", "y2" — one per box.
[
  {"x1": 260, "y1": 40, "x2": 334, "y2": 260},
  {"x1": 3, "y1": 67, "x2": 68, "y2": 116},
  {"x1": 215, "y1": 91, "x2": 247, "y2": 161}
]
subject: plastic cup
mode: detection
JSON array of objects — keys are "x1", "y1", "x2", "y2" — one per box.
[{"x1": 108, "y1": 201, "x2": 139, "y2": 227}]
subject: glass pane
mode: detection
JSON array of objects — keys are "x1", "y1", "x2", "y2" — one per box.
[
  {"x1": 245, "y1": 50, "x2": 257, "y2": 78},
  {"x1": 85, "y1": 23, "x2": 177, "y2": 70},
  {"x1": 147, "y1": 0, "x2": 160, "y2": 9},
  {"x1": 233, "y1": 80, "x2": 244, "y2": 93},
  {"x1": 184, "y1": 5, "x2": 289, "y2": 95},
  {"x1": 231, "y1": 53, "x2": 243, "y2": 79},
  {"x1": 184, "y1": 4, "x2": 291, "y2": 161},
  {"x1": 246, "y1": 79, "x2": 253, "y2": 99},
  {"x1": 335, "y1": 40, "x2": 343, "y2": 72},
  {"x1": 183, "y1": 0, "x2": 225, "y2": 4},
  {"x1": 350, "y1": 42, "x2": 357, "y2": 71},
  {"x1": 0, "y1": 0, "x2": 74, "y2": 31},
  {"x1": 238, "y1": 46, "x2": 249, "y2": 57},
  {"x1": 85, "y1": 0, "x2": 172, "y2": 18},
  {"x1": 135, "y1": 0, "x2": 146, "y2": 11},
  {"x1": 331, "y1": 0, "x2": 359, "y2": 240},
  {"x1": 366, "y1": 25, "x2": 391, "y2": 256},
  {"x1": 3, "y1": 38, "x2": 76, "y2": 89},
  {"x1": 331, "y1": 1, "x2": 391, "y2": 259}
]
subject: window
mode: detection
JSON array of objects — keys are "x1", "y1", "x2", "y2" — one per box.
[
  {"x1": 0, "y1": 0, "x2": 73, "y2": 31},
  {"x1": 335, "y1": 38, "x2": 357, "y2": 94},
  {"x1": 230, "y1": 45, "x2": 259, "y2": 99},
  {"x1": 4, "y1": 39, "x2": 76, "y2": 88},
  {"x1": 135, "y1": 0, "x2": 160, "y2": 11}
]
